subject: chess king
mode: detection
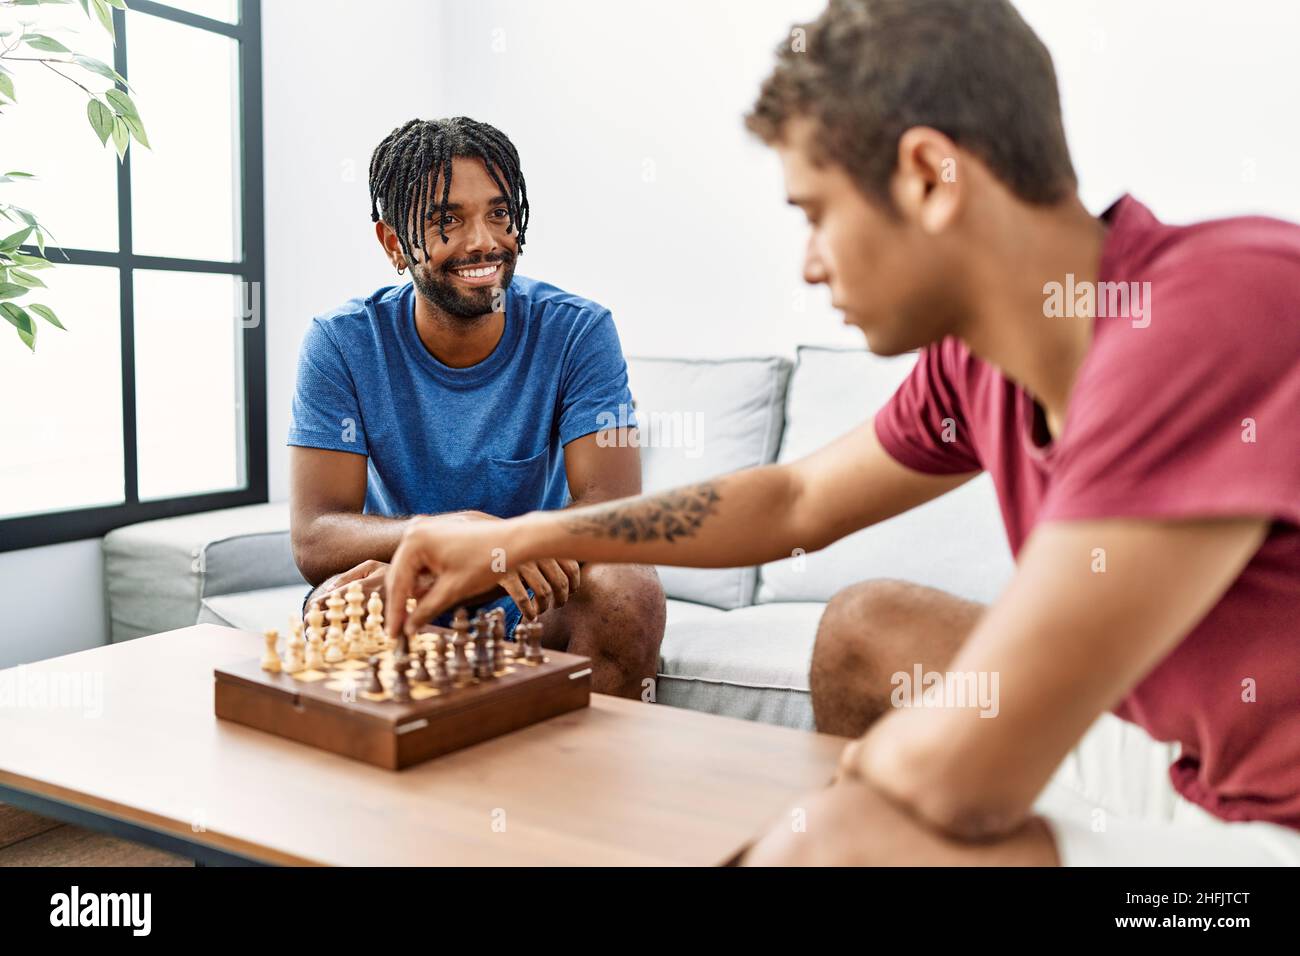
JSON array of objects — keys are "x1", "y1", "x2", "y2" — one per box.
[{"x1": 289, "y1": 117, "x2": 665, "y2": 699}]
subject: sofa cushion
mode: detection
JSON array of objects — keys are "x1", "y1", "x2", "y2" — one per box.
[
  {"x1": 103, "y1": 502, "x2": 304, "y2": 643},
  {"x1": 756, "y1": 346, "x2": 1014, "y2": 605},
  {"x1": 199, "y1": 583, "x2": 312, "y2": 632},
  {"x1": 627, "y1": 356, "x2": 792, "y2": 610},
  {"x1": 656, "y1": 601, "x2": 824, "y2": 731}
]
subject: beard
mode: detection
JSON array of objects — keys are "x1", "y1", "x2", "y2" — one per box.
[{"x1": 410, "y1": 251, "x2": 517, "y2": 320}]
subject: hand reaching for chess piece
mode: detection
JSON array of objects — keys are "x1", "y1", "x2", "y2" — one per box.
[{"x1": 372, "y1": 512, "x2": 580, "y2": 634}]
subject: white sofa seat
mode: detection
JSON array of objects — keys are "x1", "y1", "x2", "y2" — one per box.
[{"x1": 658, "y1": 601, "x2": 824, "y2": 730}]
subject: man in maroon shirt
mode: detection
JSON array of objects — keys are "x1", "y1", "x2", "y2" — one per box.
[{"x1": 380, "y1": 0, "x2": 1300, "y2": 864}]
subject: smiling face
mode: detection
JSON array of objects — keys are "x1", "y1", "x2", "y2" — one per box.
[
  {"x1": 379, "y1": 155, "x2": 520, "y2": 320},
  {"x1": 775, "y1": 118, "x2": 967, "y2": 356}
]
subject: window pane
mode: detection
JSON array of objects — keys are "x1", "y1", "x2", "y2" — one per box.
[
  {"x1": 0, "y1": 2, "x2": 119, "y2": 251},
  {"x1": 133, "y1": 270, "x2": 246, "y2": 501},
  {"x1": 154, "y1": 1, "x2": 239, "y2": 25},
  {"x1": 0, "y1": 265, "x2": 124, "y2": 520},
  {"x1": 127, "y1": 12, "x2": 241, "y2": 261}
]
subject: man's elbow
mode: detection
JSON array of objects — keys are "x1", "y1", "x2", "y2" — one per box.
[{"x1": 291, "y1": 523, "x2": 328, "y2": 587}]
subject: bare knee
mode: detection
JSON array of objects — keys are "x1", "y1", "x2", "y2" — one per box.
[
  {"x1": 810, "y1": 579, "x2": 978, "y2": 737},
  {"x1": 551, "y1": 564, "x2": 665, "y2": 677}
]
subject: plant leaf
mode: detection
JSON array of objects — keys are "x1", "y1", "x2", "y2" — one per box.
[
  {"x1": 111, "y1": 114, "x2": 128, "y2": 158},
  {"x1": 3, "y1": 304, "x2": 37, "y2": 350},
  {"x1": 90, "y1": 0, "x2": 116, "y2": 41},
  {"x1": 87, "y1": 97, "x2": 113, "y2": 145},
  {"x1": 8, "y1": 268, "x2": 46, "y2": 289},
  {"x1": 0, "y1": 226, "x2": 34, "y2": 251},
  {"x1": 28, "y1": 303, "x2": 65, "y2": 329},
  {"x1": 120, "y1": 110, "x2": 149, "y2": 148},
  {"x1": 10, "y1": 252, "x2": 52, "y2": 269},
  {"x1": 72, "y1": 54, "x2": 129, "y2": 88},
  {"x1": 0, "y1": 281, "x2": 29, "y2": 299},
  {"x1": 24, "y1": 34, "x2": 72, "y2": 54},
  {"x1": 3, "y1": 171, "x2": 35, "y2": 179},
  {"x1": 0, "y1": 73, "x2": 14, "y2": 103},
  {"x1": 104, "y1": 87, "x2": 140, "y2": 121}
]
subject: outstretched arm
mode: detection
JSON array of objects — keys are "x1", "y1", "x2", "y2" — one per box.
[{"x1": 387, "y1": 421, "x2": 975, "y2": 635}]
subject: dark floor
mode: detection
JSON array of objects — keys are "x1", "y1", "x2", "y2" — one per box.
[{"x1": 0, "y1": 803, "x2": 192, "y2": 867}]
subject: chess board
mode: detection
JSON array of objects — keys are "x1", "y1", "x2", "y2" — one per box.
[{"x1": 214, "y1": 626, "x2": 592, "y2": 770}]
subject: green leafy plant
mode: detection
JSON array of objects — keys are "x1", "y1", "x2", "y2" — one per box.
[{"x1": 0, "y1": 0, "x2": 149, "y2": 350}]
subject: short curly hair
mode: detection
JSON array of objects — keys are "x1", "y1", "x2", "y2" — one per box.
[{"x1": 746, "y1": 0, "x2": 1076, "y2": 207}]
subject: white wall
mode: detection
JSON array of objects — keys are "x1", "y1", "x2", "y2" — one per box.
[
  {"x1": 263, "y1": 0, "x2": 445, "y2": 501},
  {"x1": 0, "y1": 541, "x2": 106, "y2": 668}
]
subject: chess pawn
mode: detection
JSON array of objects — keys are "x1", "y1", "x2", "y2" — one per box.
[
  {"x1": 471, "y1": 617, "x2": 491, "y2": 680},
  {"x1": 345, "y1": 623, "x2": 366, "y2": 660},
  {"x1": 524, "y1": 620, "x2": 546, "y2": 665},
  {"x1": 304, "y1": 626, "x2": 326, "y2": 670},
  {"x1": 366, "y1": 655, "x2": 384, "y2": 696},
  {"x1": 305, "y1": 599, "x2": 325, "y2": 646},
  {"x1": 261, "y1": 629, "x2": 282, "y2": 673},
  {"x1": 411, "y1": 639, "x2": 431, "y2": 682},
  {"x1": 391, "y1": 653, "x2": 412, "y2": 703},
  {"x1": 324, "y1": 591, "x2": 346, "y2": 663},
  {"x1": 284, "y1": 617, "x2": 306, "y2": 674},
  {"x1": 430, "y1": 632, "x2": 450, "y2": 691},
  {"x1": 449, "y1": 607, "x2": 472, "y2": 685},
  {"x1": 491, "y1": 615, "x2": 510, "y2": 673}
]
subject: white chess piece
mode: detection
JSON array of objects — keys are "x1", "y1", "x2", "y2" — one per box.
[
  {"x1": 345, "y1": 582, "x2": 366, "y2": 659},
  {"x1": 261, "y1": 629, "x2": 282, "y2": 673},
  {"x1": 364, "y1": 590, "x2": 384, "y2": 654},
  {"x1": 285, "y1": 616, "x2": 306, "y2": 674},
  {"x1": 324, "y1": 591, "x2": 346, "y2": 664}
]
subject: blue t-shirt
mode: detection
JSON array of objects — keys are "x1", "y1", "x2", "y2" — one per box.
[{"x1": 288, "y1": 275, "x2": 636, "y2": 520}]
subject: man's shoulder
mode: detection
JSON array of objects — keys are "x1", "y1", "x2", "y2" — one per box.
[
  {"x1": 310, "y1": 283, "x2": 408, "y2": 343},
  {"x1": 511, "y1": 275, "x2": 611, "y2": 330},
  {"x1": 1112, "y1": 198, "x2": 1300, "y2": 289}
]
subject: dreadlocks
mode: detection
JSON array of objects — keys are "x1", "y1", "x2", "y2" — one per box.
[{"x1": 368, "y1": 117, "x2": 530, "y2": 268}]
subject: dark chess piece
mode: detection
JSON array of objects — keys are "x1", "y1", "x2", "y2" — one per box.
[
  {"x1": 449, "y1": 607, "x2": 472, "y2": 685},
  {"x1": 472, "y1": 616, "x2": 493, "y2": 681},
  {"x1": 525, "y1": 620, "x2": 545, "y2": 665},
  {"x1": 430, "y1": 632, "x2": 450, "y2": 691},
  {"x1": 490, "y1": 614, "x2": 508, "y2": 672},
  {"x1": 411, "y1": 640, "x2": 431, "y2": 682},
  {"x1": 366, "y1": 655, "x2": 384, "y2": 695},
  {"x1": 391, "y1": 653, "x2": 412, "y2": 703}
]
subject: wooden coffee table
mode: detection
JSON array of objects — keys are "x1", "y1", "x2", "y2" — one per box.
[{"x1": 0, "y1": 624, "x2": 845, "y2": 865}]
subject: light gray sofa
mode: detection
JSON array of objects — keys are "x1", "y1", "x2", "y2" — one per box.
[{"x1": 103, "y1": 347, "x2": 1014, "y2": 731}]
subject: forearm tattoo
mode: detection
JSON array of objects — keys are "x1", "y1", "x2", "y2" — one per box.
[{"x1": 561, "y1": 482, "x2": 722, "y2": 543}]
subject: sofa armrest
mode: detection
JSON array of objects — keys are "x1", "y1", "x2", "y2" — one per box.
[{"x1": 103, "y1": 502, "x2": 305, "y2": 643}]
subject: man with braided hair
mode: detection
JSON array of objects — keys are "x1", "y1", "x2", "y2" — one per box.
[{"x1": 288, "y1": 117, "x2": 664, "y2": 699}]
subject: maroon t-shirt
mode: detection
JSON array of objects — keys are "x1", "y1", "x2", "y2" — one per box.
[{"x1": 875, "y1": 195, "x2": 1300, "y2": 829}]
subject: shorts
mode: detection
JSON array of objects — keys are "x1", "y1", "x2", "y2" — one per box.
[{"x1": 1034, "y1": 713, "x2": 1300, "y2": 866}]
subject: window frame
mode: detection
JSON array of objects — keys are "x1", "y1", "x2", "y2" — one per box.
[{"x1": 0, "y1": 0, "x2": 266, "y2": 553}]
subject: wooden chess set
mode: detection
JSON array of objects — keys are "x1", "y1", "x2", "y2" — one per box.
[{"x1": 213, "y1": 582, "x2": 592, "y2": 770}]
